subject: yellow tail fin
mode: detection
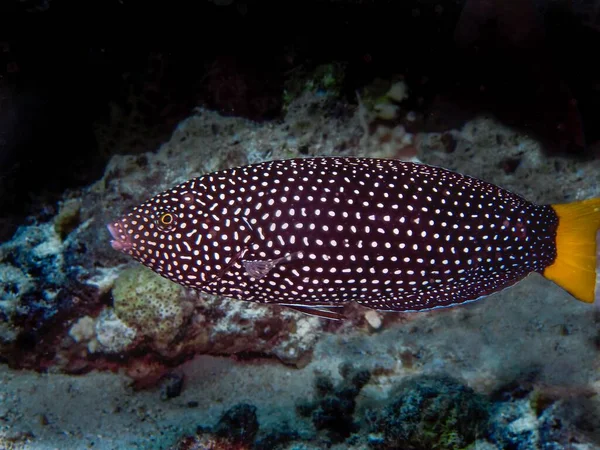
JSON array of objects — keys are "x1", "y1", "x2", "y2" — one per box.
[{"x1": 543, "y1": 197, "x2": 600, "y2": 303}]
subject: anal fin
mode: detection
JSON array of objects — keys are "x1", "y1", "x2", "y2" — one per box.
[{"x1": 283, "y1": 304, "x2": 345, "y2": 321}]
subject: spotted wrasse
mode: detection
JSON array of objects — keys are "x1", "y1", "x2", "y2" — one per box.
[{"x1": 107, "y1": 157, "x2": 600, "y2": 319}]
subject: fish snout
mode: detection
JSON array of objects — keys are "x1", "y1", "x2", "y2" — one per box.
[{"x1": 107, "y1": 222, "x2": 133, "y2": 252}]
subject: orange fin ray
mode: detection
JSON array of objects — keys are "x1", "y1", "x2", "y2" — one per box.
[{"x1": 543, "y1": 198, "x2": 600, "y2": 303}]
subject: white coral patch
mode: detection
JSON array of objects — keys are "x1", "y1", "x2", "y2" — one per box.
[{"x1": 94, "y1": 308, "x2": 137, "y2": 353}]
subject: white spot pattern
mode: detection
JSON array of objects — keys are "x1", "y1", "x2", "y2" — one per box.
[{"x1": 108, "y1": 157, "x2": 558, "y2": 312}]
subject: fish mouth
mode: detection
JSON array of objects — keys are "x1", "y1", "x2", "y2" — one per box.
[{"x1": 107, "y1": 222, "x2": 133, "y2": 252}]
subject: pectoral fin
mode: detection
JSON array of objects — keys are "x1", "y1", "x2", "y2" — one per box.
[{"x1": 242, "y1": 251, "x2": 304, "y2": 280}]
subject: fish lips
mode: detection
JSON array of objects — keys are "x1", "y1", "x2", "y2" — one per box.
[{"x1": 107, "y1": 222, "x2": 133, "y2": 252}]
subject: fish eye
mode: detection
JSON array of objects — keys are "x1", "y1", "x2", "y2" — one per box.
[{"x1": 156, "y1": 210, "x2": 177, "y2": 230}]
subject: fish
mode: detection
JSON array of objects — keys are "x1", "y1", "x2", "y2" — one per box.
[{"x1": 107, "y1": 157, "x2": 600, "y2": 319}]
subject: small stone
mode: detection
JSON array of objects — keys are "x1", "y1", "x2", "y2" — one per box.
[
  {"x1": 365, "y1": 310, "x2": 382, "y2": 330},
  {"x1": 68, "y1": 316, "x2": 96, "y2": 343},
  {"x1": 160, "y1": 373, "x2": 184, "y2": 400}
]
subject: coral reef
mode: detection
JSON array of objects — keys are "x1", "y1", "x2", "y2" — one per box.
[
  {"x1": 214, "y1": 404, "x2": 260, "y2": 446},
  {"x1": 92, "y1": 308, "x2": 138, "y2": 354},
  {"x1": 297, "y1": 363, "x2": 371, "y2": 444},
  {"x1": 0, "y1": 220, "x2": 102, "y2": 369},
  {"x1": 170, "y1": 403, "x2": 282, "y2": 450},
  {"x1": 367, "y1": 375, "x2": 490, "y2": 450},
  {"x1": 1, "y1": 82, "x2": 599, "y2": 414},
  {"x1": 1, "y1": 94, "x2": 363, "y2": 381},
  {"x1": 165, "y1": 367, "x2": 600, "y2": 449},
  {"x1": 0, "y1": 50, "x2": 599, "y2": 449},
  {"x1": 61, "y1": 289, "x2": 326, "y2": 386},
  {"x1": 282, "y1": 62, "x2": 346, "y2": 112},
  {"x1": 112, "y1": 266, "x2": 193, "y2": 354},
  {"x1": 488, "y1": 381, "x2": 600, "y2": 450}
]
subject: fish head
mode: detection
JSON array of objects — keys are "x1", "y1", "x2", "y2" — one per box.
[
  {"x1": 107, "y1": 183, "x2": 208, "y2": 279},
  {"x1": 107, "y1": 191, "x2": 188, "y2": 264},
  {"x1": 107, "y1": 179, "x2": 251, "y2": 288}
]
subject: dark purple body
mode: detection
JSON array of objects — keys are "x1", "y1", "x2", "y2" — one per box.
[{"x1": 107, "y1": 157, "x2": 558, "y2": 312}]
